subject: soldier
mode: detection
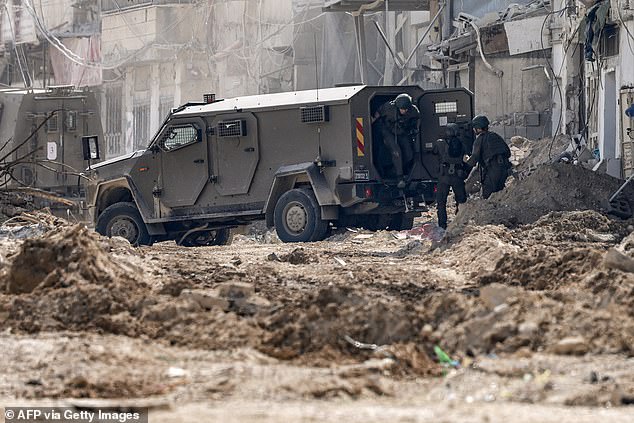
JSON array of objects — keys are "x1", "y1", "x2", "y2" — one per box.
[
  {"x1": 434, "y1": 123, "x2": 469, "y2": 229},
  {"x1": 466, "y1": 115, "x2": 512, "y2": 199},
  {"x1": 374, "y1": 93, "x2": 420, "y2": 189}
]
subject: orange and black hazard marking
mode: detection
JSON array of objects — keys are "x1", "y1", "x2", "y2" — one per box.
[{"x1": 356, "y1": 118, "x2": 365, "y2": 157}]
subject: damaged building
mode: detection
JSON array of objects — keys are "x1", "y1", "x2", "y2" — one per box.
[{"x1": 0, "y1": 0, "x2": 631, "y2": 180}]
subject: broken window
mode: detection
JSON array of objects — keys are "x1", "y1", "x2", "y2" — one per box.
[{"x1": 599, "y1": 24, "x2": 619, "y2": 58}]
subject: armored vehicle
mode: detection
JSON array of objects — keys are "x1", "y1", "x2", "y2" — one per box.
[
  {"x1": 0, "y1": 85, "x2": 104, "y2": 200},
  {"x1": 88, "y1": 85, "x2": 473, "y2": 245}
]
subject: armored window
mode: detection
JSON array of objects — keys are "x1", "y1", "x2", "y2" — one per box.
[
  {"x1": 160, "y1": 124, "x2": 200, "y2": 152},
  {"x1": 217, "y1": 119, "x2": 247, "y2": 137},
  {"x1": 300, "y1": 105, "x2": 329, "y2": 123},
  {"x1": 46, "y1": 113, "x2": 59, "y2": 133},
  {"x1": 434, "y1": 101, "x2": 458, "y2": 114},
  {"x1": 65, "y1": 111, "x2": 77, "y2": 131}
]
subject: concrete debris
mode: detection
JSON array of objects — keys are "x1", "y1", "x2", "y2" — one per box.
[
  {"x1": 552, "y1": 337, "x2": 590, "y2": 356},
  {"x1": 602, "y1": 248, "x2": 634, "y2": 273},
  {"x1": 479, "y1": 284, "x2": 518, "y2": 309},
  {"x1": 180, "y1": 289, "x2": 230, "y2": 311}
]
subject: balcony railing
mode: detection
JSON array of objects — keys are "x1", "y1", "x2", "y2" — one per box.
[{"x1": 101, "y1": 0, "x2": 195, "y2": 14}]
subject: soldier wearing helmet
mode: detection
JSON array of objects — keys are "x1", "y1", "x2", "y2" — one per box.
[
  {"x1": 373, "y1": 93, "x2": 420, "y2": 189},
  {"x1": 466, "y1": 115, "x2": 512, "y2": 199},
  {"x1": 433, "y1": 123, "x2": 470, "y2": 229}
]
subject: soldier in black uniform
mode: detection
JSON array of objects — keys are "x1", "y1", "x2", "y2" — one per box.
[
  {"x1": 466, "y1": 115, "x2": 512, "y2": 199},
  {"x1": 434, "y1": 123, "x2": 469, "y2": 229},
  {"x1": 374, "y1": 93, "x2": 420, "y2": 188}
]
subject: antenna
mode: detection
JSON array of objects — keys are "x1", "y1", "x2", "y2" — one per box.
[
  {"x1": 313, "y1": 32, "x2": 319, "y2": 102},
  {"x1": 313, "y1": 32, "x2": 322, "y2": 163}
]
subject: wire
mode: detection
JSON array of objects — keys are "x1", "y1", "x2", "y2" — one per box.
[
  {"x1": 23, "y1": 0, "x2": 201, "y2": 70},
  {"x1": 2, "y1": 3, "x2": 30, "y2": 88},
  {"x1": 617, "y1": 0, "x2": 634, "y2": 55},
  {"x1": 540, "y1": 5, "x2": 574, "y2": 159}
]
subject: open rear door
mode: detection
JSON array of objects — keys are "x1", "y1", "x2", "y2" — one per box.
[{"x1": 417, "y1": 88, "x2": 475, "y2": 158}]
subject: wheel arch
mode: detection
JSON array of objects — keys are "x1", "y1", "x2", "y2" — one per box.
[
  {"x1": 93, "y1": 178, "x2": 135, "y2": 221},
  {"x1": 264, "y1": 163, "x2": 340, "y2": 228}
]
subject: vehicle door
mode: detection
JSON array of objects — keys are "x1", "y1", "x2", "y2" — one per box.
[
  {"x1": 208, "y1": 112, "x2": 259, "y2": 196},
  {"x1": 417, "y1": 89, "x2": 474, "y2": 178},
  {"x1": 156, "y1": 117, "x2": 209, "y2": 208}
]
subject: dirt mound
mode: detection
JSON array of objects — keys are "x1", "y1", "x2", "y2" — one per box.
[
  {"x1": 0, "y1": 225, "x2": 261, "y2": 349},
  {"x1": 2, "y1": 225, "x2": 139, "y2": 294},
  {"x1": 452, "y1": 163, "x2": 634, "y2": 229},
  {"x1": 514, "y1": 135, "x2": 571, "y2": 172},
  {"x1": 258, "y1": 286, "x2": 439, "y2": 376}
]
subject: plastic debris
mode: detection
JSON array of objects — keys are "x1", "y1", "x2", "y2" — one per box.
[{"x1": 434, "y1": 345, "x2": 460, "y2": 368}]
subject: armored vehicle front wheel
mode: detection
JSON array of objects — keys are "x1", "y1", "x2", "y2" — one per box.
[
  {"x1": 180, "y1": 228, "x2": 233, "y2": 247},
  {"x1": 274, "y1": 188, "x2": 328, "y2": 243},
  {"x1": 96, "y1": 202, "x2": 151, "y2": 246}
]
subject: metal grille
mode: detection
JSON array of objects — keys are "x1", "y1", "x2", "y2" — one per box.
[
  {"x1": 161, "y1": 125, "x2": 198, "y2": 151},
  {"x1": 133, "y1": 100, "x2": 151, "y2": 151},
  {"x1": 434, "y1": 101, "x2": 458, "y2": 114},
  {"x1": 46, "y1": 113, "x2": 58, "y2": 133},
  {"x1": 159, "y1": 96, "x2": 174, "y2": 122},
  {"x1": 65, "y1": 111, "x2": 77, "y2": 131},
  {"x1": 300, "y1": 105, "x2": 329, "y2": 123},
  {"x1": 105, "y1": 84, "x2": 123, "y2": 157},
  {"x1": 218, "y1": 120, "x2": 246, "y2": 137}
]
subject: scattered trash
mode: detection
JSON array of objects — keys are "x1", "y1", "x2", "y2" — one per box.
[
  {"x1": 396, "y1": 224, "x2": 445, "y2": 242},
  {"x1": 434, "y1": 345, "x2": 459, "y2": 368},
  {"x1": 343, "y1": 335, "x2": 393, "y2": 359},
  {"x1": 333, "y1": 256, "x2": 347, "y2": 266},
  {"x1": 166, "y1": 367, "x2": 187, "y2": 378}
]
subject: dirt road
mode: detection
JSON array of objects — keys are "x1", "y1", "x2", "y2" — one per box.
[{"x1": 1, "y1": 204, "x2": 633, "y2": 421}]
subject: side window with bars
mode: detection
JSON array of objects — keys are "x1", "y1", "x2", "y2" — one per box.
[
  {"x1": 160, "y1": 124, "x2": 200, "y2": 152},
  {"x1": 46, "y1": 113, "x2": 59, "y2": 133},
  {"x1": 65, "y1": 111, "x2": 77, "y2": 131},
  {"x1": 217, "y1": 119, "x2": 247, "y2": 137}
]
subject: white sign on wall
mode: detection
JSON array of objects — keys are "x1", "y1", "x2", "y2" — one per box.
[{"x1": 47, "y1": 142, "x2": 57, "y2": 160}]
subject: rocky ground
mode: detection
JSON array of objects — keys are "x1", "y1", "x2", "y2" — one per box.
[{"x1": 0, "y1": 139, "x2": 633, "y2": 421}]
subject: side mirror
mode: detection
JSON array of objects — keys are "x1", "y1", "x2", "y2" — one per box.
[{"x1": 81, "y1": 135, "x2": 100, "y2": 160}]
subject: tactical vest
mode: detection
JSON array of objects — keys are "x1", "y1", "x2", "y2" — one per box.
[
  {"x1": 480, "y1": 132, "x2": 511, "y2": 164},
  {"x1": 437, "y1": 138, "x2": 465, "y2": 177},
  {"x1": 379, "y1": 102, "x2": 420, "y2": 136}
]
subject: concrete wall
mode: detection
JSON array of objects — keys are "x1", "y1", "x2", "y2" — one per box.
[{"x1": 472, "y1": 53, "x2": 552, "y2": 140}]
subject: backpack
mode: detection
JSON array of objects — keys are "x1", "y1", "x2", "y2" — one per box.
[{"x1": 447, "y1": 136, "x2": 463, "y2": 159}]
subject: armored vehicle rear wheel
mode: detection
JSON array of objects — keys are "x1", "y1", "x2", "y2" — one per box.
[
  {"x1": 96, "y1": 202, "x2": 151, "y2": 246},
  {"x1": 274, "y1": 188, "x2": 328, "y2": 243},
  {"x1": 180, "y1": 228, "x2": 233, "y2": 247}
]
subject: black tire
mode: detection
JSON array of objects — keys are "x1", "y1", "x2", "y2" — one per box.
[
  {"x1": 356, "y1": 214, "x2": 391, "y2": 231},
  {"x1": 180, "y1": 228, "x2": 233, "y2": 247},
  {"x1": 274, "y1": 188, "x2": 328, "y2": 243},
  {"x1": 388, "y1": 213, "x2": 415, "y2": 231},
  {"x1": 95, "y1": 202, "x2": 151, "y2": 246}
]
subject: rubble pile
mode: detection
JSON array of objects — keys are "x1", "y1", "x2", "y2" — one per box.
[
  {"x1": 0, "y1": 190, "x2": 37, "y2": 223},
  {"x1": 452, "y1": 162, "x2": 634, "y2": 229}
]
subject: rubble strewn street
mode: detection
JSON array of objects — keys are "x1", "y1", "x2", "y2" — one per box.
[{"x1": 1, "y1": 135, "x2": 633, "y2": 421}]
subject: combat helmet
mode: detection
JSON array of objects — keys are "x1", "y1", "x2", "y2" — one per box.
[
  {"x1": 394, "y1": 93, "x2": 413, "y2": 110},
  {"x1": 471, "y1": 115, "x2": 490, "y2": 130}
]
